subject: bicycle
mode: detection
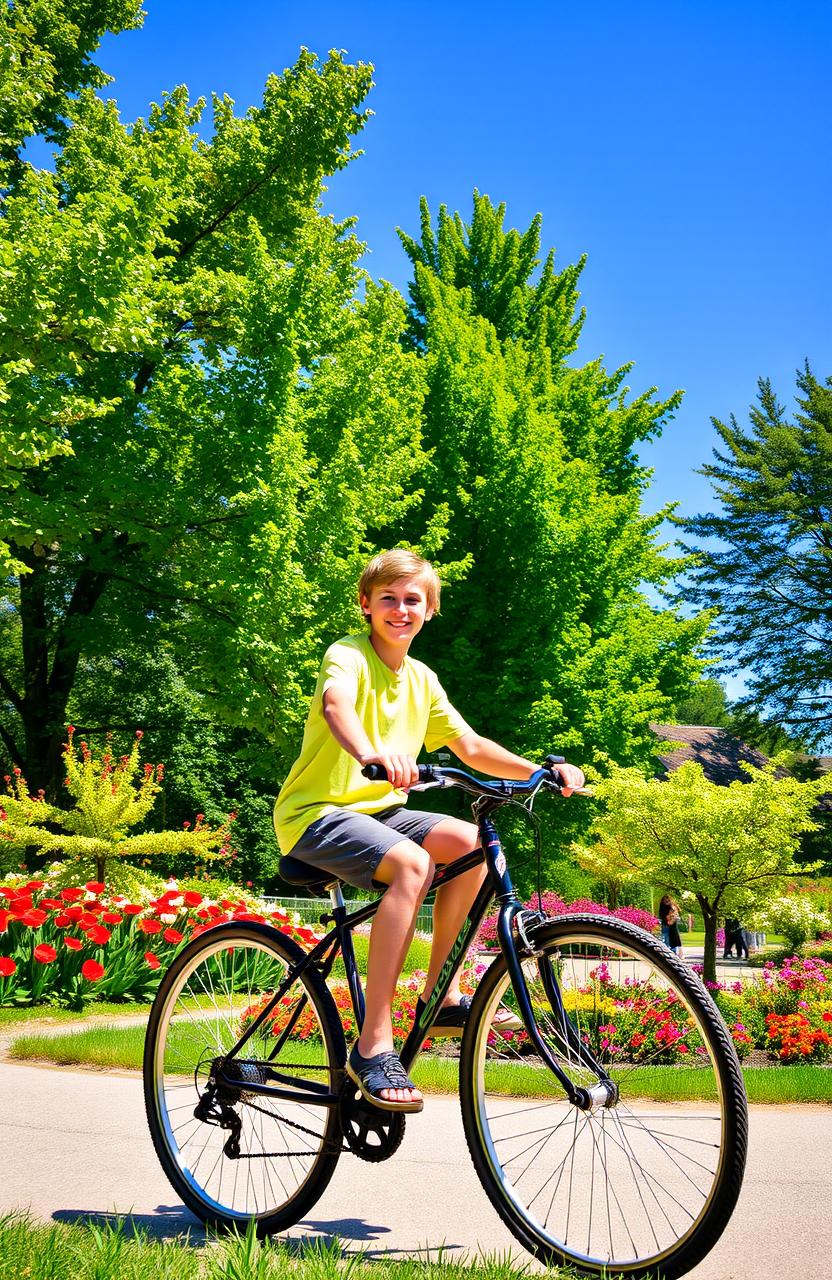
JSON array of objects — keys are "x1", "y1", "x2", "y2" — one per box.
[{"x1": 143, "y1": 759, "x2": 748, "y2": 1279}]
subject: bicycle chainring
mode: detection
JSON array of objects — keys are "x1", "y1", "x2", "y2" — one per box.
[{"x1": 338, "y1": 1083, "x2": 406, "y2": 1162}]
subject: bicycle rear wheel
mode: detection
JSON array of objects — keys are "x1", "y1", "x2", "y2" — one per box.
[
  {"x1": 459, "y1": 914, "x2": 747, "y2": 1279},
  {"x1": 144, "y1": 922, "x2": 345, "y2": 1232}
]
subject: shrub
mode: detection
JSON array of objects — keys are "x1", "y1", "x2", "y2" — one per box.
[{"x1": 475, "y1": 892, "x2": 659, "y2": 950}]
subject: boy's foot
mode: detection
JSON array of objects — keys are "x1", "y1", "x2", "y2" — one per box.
[
  {"x1": 345, "y1": 1044, "x2": 424, "y2": 1113},
  {"x1": 415, "y1": 994, "x2": 523, "y2": 1037}
]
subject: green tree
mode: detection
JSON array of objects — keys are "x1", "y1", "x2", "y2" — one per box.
[
  {"x1": 0, "y1": 46, "x2": 440, "y2": 799},
  {"x1": 576, "y1": 759, "x2": 828, "y2": 982},
  {"x1": 0, "y1": 0, "x2": 144, "y2": 567},
  {"x1": 0, "y1": 727, "x2": 230, "y2": 885},
  {"x1": 682, "y1": 366, "x2": 832, "y2": 748},
  {"x1": 395, "y1": 194, "x2": 706, "y2": 869}
]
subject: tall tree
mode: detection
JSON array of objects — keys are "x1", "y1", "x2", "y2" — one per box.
[
  {"x1": 0, "y1": 46, "x2": 438, "y2": 797},
  {"x1": 683, "y1": 366, "x2": 832, "y2": 748},
  {"x1": 397, "y1": 194, "x2": 706, "y2": 773},
  {"x1": 0, "y1": 0, "x2": 144, "y2": 568}
]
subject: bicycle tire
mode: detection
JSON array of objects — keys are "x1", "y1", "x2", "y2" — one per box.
[
  {"x1": 144, "y1": 921, "x2": 346, "y2": 1233},
  {"x1": 459, "y1": 913, "x2": 747, "y2": 1279}
]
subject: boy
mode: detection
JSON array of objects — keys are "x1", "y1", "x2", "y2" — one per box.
[{"x1": 274, "y1": 550, "x2": 584, "y2": 1112}]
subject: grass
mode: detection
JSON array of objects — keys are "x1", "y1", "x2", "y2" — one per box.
[
  {"x1": 0, "y1": 1212, "x2": 561, "y2": 1280},
  {"x1": 0, "y1": 1001, "x2": 152, "y2": 1028},
  {"x1": 10, "y1": 1021, "x2": 832, "y2": 1105}
]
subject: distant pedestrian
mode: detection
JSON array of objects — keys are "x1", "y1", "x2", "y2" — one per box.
[
  {"x1": 723, "y1": 918, "x2": 748, "y2": 960},
  {"x1": 659, "y1": 894, "x2": 684, "y2": 958}
]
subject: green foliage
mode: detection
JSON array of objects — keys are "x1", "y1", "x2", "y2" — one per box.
[
  {"x1": 578, "y1": 758, "x2": 829, "y2": 980},
  {"x1": 0, "y1": 46, "x2": 442, "y2": 800},
  {"x1": 0, "y1": 728, "x2": 230, "y2": 884},
  {"x1": 757, "y1": 895, "x2": 832, "y2": 951},
  {"x1": 682, "y1": 365, "x2": 832, "y2": 747}
]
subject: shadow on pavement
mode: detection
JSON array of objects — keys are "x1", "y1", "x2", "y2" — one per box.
[{"x1": 52, "y1": 1206, "x2": 204, "y2": 1242}]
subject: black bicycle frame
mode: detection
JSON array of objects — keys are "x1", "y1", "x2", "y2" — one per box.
[{"x1": 217, "y1": 801, "x2": 606, "y2": 1109}]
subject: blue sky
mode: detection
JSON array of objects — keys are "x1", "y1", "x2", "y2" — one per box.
[{"x1": 93, "y1": 2, "x2": 829, "y2": 697}]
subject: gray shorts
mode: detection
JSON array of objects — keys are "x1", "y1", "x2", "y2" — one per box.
[{"x1": 289, "y1": 806, "x2": 449, "y2": 892}]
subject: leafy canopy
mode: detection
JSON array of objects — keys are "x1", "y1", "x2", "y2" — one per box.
[
  {"x1": 576, "y1": 759, "x2": 828, "y2": 980},
  {"x1": 682, "y1": 365, "x2": 832, "y2": 748}
]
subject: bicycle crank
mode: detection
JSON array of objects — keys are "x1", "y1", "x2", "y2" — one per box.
[{"x1": 338, "y1": 1083, "x2": 406, "y2": 1162}]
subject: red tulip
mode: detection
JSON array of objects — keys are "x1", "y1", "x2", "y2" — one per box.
[
  {"x1": 81, "y1": 959, "x2": 105, "y2": 981},
  {"x1": 64, "y1": 937, "x2": 83, "y2": 952},
  {"x1": 0, "y1": 956, "x2": 16, "y2": 976},
  {"x1": 144, "y1": 951, "x2": 161, "y2": 970},
  {"x1": 33, "y1": 943, "x2": 57, "y2": 964}
]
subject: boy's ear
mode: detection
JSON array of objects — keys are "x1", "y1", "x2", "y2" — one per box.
[{"x1": 359, "y1": 593, "x2": 371, "y2": 619}]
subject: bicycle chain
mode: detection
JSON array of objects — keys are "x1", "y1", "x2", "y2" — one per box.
[{"x1": 230, "y1": 1096, "x2": 349, "y2": 1157}]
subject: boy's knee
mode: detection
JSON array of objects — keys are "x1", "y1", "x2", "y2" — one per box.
[{"x1": 377, "y1": 842, "x2": 434, "y2": 894}]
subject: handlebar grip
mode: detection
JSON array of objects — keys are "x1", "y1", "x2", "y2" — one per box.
[
  {"x1": 361, "y1": 763, "x2": 390, "y2": 782},
  {"x1": 361, "y1": 763, "x2": 438, "y2": 784}
]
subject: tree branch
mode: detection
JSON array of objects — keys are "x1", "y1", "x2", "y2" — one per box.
[{"x1": 0, "y1": 669, "x2": 23, "y2": 715}]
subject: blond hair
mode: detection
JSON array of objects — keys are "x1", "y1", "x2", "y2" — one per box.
[{"x1": 357, "y1": 550, "x2": 441, "y2": 619}]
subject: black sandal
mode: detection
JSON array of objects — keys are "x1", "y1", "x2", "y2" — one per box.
[
  {"x1": 415, "y1": 994, "x2": 523, "y2": 1037},
  {"x1": 345, "y1": 1044, "x2": 424, "y2": 1113}
]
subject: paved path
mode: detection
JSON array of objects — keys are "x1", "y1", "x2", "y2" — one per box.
[{"x1": 2, "y1": 1056, "x2": 830, "y2": 1278}]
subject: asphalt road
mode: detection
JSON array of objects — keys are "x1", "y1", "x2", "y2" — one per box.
[{"x1": 2, "y1": 1057, "x2": 831, "y2": 1278}]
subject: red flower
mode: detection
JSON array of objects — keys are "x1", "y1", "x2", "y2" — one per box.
[
  {"x1": 0, "y1": 909, "x2": 9, "y2": 933},
  {"x1": 144, "y1": 951, "x2": 161, "y2": 970},
  {"x1": 163, "y1": 928, "x2": 184, "y2": 945},
  {"x1": 123, "y1": 903, "x2": 143, "y2": 915},
  {"x1": 102, "y1": 912, "x2": 123, "y2": 924},
  {"x1": 0, "y1": 956, "x2": 16, "y2": 976},
  {"x1": 85, "y1": 925, "x2": 111, "y2": 945},
  {"x1": 81, "y1": 959, "x2": 105, "y2": 981},
  {"x1": 64, "y1": 937, "x2": 83, "y2": 951},
  {"x1": 138, "y1": 918, "x2": 162, "y2": 934},
  {"x1": 24, "y1": 880, "x2": 45, "y2": 891},
  {"x1": 60, "y1": 888, "x2": 85, "y2": 901},
  {"x1": 10, "y1": 896, "x2": 33, "y2": 915},
  {"x1": 85, "y1": 882, "x2": 105, "y2": 894},
  {"x1": 53, "y1": 913, "x2": 71, "y2": 928},
  {"x1": 33, "y1": 943, "x2": 57, "y2": 964},
  {"x1": 79, "y1": 912, "x2": 99, "y2": 929},
  {"x1": 183, "y1": 891, "x2": 203, "y2": 907},
  {"x1": 20, "y1": 908, "x2": 48, "y2": 928},
  {"x1": 63, "y1": 905, "x2": 84, "y2": 921},
  {"x1": 39, "y1": 898, "x2": 63, "y2": 910}
]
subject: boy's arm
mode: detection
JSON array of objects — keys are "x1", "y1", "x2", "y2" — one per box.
[
  {"x1": 448, "y1": 731, "x2": 585, "y2": 796},
  {"x1": 322, "y1": 685, "x2": 420, "y2": 790}
]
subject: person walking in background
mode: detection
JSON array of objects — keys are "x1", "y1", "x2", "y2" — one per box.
[
  {"x1": 665, "y1": 897, "x2": 684, "y2": 958},
  {"x1": 723, "y1": 917, "x2": 748, "y2": 960},
  {"x1": 659, "y1": 894, "x2": 674, "y2": 948}
]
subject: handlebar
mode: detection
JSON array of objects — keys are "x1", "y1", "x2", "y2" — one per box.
[{"x1": 360, "y1": 761, "x2": 592, "y2": 800}]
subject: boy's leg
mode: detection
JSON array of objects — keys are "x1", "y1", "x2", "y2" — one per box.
[
  {"x1": 359, "y1": 838, "x2": 434, "y2": 1103},
  {"x1": 420, "y1": 817, "x2": 486, "y2": 1005}
]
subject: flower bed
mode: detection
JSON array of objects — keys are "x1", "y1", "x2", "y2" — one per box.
[
  {"x1": 475, "y1": 891, "x2": 659, "y2": 950},
  {"x1": 0, "y1": 877, "x2": 322, "y2": 1008}
]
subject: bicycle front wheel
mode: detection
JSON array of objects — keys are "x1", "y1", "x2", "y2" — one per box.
[
  {"x1": 144, "y1": 922, "x2": 345, "y2": 1233},
  {"x1": 459, "y1": 914, "x2": 747, "y2": 1279}
]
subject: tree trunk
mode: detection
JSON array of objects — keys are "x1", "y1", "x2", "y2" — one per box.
[
  {"x1": 15, "y1": 542, "x2": 111, "y2": 799},
  {"x1": 699, "y1": 898, "x2": 718, "y2": 985}
]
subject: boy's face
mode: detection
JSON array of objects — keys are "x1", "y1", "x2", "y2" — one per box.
[{"x1": 361, "y1": 576, "x2": 433, "y2": 649}]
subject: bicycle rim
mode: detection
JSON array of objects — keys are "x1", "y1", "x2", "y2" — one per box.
[
  {"x1": 144, "y1": 924, "x2": 345, "y2": 1231},
  {"x1": 460, "y1": 915, "x2": 747, "y2": 1279}
]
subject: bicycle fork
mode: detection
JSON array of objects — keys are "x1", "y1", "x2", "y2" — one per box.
[{"x1": 479, "y1": 809, "x2": 618, "y2": 1114}]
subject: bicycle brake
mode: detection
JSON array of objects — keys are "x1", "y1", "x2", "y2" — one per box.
[{"x1": 514, "y1": 908, "x2": 546, "y2": 956}]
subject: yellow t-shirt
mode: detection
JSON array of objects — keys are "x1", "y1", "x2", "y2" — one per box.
[{"x1": 273, "y1": 632, "x2": 471, "y2": 854}]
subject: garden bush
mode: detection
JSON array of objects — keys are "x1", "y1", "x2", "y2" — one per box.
[{"x1": 475, "y1": 890, "x2": 659, "y2": 950}]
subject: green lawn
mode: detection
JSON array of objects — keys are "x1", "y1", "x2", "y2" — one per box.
[
  {"x1": 11, "y1": 1021, "x2": 832, "y2": 1105},
  {"x1": 0, "y1": 1212, "x2": 557, "y2": 1280}
]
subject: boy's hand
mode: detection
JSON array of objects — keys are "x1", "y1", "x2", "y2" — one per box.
[
  {"x1": 555, "y1": 762, "x2": 586, "y2": 797},
  {"x1": 359, "y1": 752, "x2": 420, "y2": 791}
]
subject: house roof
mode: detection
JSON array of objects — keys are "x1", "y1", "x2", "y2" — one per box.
[{"x1": 650, "y1": 724, "x2": 769, "y2": 786}]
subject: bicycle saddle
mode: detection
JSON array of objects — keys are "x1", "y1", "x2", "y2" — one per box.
[{"x1": 278, "y1": 855, "x2": 336, "y2": 894}]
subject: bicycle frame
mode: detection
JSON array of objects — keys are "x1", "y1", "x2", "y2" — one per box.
[{"x1": 217, "y1": 799, "x2": 607, "y2": 1110}]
